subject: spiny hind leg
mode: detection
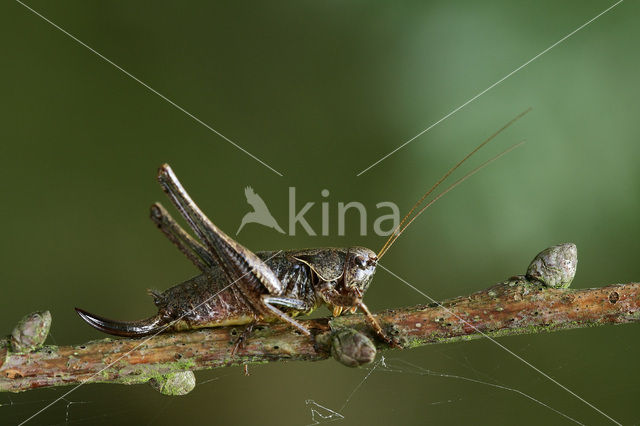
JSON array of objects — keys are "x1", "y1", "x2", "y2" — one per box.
[
  {"x1": 156, "y1": 164, "x2": 218, "y2": 249},
  {"x1": 261, "y1": 295, "x2": 311, "y2": 336},
  {"x1": 157, "y1": 164, "x2": 284, "y2": 297},
  {"x1": 230, "y1": 323, "x2": 254, "y2": 357},
  {"x1": 150, "y1": 202, "x2": 214, "y2": 272}
]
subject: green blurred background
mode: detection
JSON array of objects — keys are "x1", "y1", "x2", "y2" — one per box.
[{"x1": 1, "y1": 0, "x2": 638, "y2": 424}]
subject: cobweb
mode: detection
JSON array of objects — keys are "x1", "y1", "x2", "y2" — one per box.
[
  {"x1": 300, "y1": 265, "x2": 627, "y2": 426},
  {"x1": 304, "y1": 355, "x2": 584, "y2": 426}
]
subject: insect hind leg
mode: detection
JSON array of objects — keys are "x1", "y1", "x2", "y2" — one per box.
[
  {"x1": 150, "y1": 202, "x2": 214, "y2": 272},
  {"x1": 156, "y1": 165, "x2": 220, "y2": 253},
  {"x1": 156, "y1": 164, "x2": 284, "y2": 296},
  {"x1": 231, "y1": 323, "x2": 254, "y2": 356}
]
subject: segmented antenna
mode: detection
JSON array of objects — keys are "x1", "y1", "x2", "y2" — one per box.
[{"x1": 377, "y1": 108, "x2": 532, "y2": 259}]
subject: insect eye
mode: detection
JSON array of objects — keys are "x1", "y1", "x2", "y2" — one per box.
[{"x1": 355, "y1": 256, "x2": 367, "y2": 269}]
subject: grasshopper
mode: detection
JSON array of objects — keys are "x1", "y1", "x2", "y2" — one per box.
[{"x1": 76, "y1": 109, "x2": 530, "y2": 344}]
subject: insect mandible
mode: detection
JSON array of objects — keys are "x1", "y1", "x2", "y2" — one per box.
[{"x1": 76, "y1": 109, "x2": 530, "y2": 345}]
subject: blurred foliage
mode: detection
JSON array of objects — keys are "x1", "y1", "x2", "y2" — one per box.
[{"x1": 1, "y1": 0, "x2": 638, "y2": 424}]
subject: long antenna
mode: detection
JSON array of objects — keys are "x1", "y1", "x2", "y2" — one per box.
[{"x1": 377, "y1": 108, "x2": 531, "y2": 259}]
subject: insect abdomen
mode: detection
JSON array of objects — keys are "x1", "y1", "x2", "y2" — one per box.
[
  {"x1": 155, "y1": 273, "x2": 257, "y2": 329},
  {"x1": 76, "y1": 251, "x2": 319, "y2": 337}
]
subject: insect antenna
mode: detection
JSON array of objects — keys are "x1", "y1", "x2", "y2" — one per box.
[{"x1": 377, "y1": 108, "x2": 532, "y2": 259}]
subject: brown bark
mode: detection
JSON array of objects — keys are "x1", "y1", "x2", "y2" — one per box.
[{"x1": 1, "y1": 278, "x2": 639, "y2": 393}]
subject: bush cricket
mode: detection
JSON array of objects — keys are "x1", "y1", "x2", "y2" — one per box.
[{"x1": 76, "y1": 108, "x2": 531, "y2": 345}]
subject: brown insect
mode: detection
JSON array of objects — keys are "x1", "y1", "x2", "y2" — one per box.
[{"x1": 76, "y1": 109, "x2": 530, "y2": 344}]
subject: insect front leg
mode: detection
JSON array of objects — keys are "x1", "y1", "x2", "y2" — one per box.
[
  {"x1": 261, "y1": 295, "x2": 312, "y2": 336},
  {"x1": 317, "y1": 285, "x2": 399, "y2": 347},
  {"x1": 356, "y1": 302, "x2": 399, "y2": 347}
]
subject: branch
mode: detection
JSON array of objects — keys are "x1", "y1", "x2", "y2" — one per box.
[{"x1": 1, "y1": 244, "x2": 639, "y2": 394}]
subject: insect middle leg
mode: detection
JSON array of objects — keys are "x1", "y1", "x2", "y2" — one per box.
[{"x1": 261, "y1": 295, "x2": 312, "y2": 336}]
